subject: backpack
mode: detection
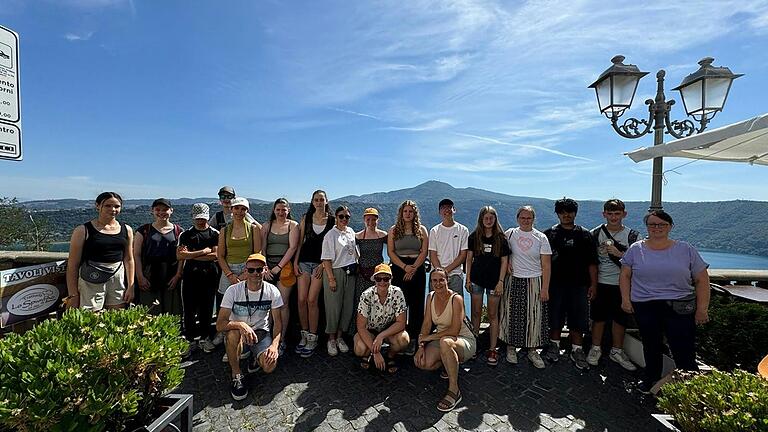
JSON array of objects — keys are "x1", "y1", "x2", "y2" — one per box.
[{"x1": 139, "y1": 223, "x2": 183, "y2": 259}]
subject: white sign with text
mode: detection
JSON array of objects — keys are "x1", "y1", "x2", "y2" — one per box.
[{"x1": 0, "y1": 25, "x2": 21, "y2": 161}]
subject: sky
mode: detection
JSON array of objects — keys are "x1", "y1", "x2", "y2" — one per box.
[{"x1": 0, "y1": 0, "x2": 767, "y2": 203}]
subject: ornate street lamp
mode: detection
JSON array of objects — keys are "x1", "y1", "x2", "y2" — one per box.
[{"x1": 589, "y1": 55, "x2": 742, "y2": 211}]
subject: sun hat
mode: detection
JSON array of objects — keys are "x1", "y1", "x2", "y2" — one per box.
[
  {"x1": 370, "y1": 263, "x2": 393, "y2": 281},
  {"x1": 363, "y1": 207, "x2": 379, "y2": 217},
  {"x1": 246, "y1": 253, "x2": 266, "y2": 265},
  {"x1": 230, "y1": 197, "x2": 250, "y2": 209},
  {"x1": 191, "y1": 203, "x2": 210, "y2": 220}
]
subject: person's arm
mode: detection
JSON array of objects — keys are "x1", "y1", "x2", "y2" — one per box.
[
  {"x1": 215, "y1": 306, "x2": 257, "y2": 343},
  {"x1": 123, "y1": 226, "x2": 135, "y2": 303},
  {"x1": 356, "y1": 313, "x2": 375, "y2": 350},
  {"x1": 133, "y1": 230, "x2": 149, "y2": 291},
  {"x1": 251, "y1": 223, "x2": 262, "y2": 254},
  {"x1": 694, "y1": 269, "x2": 710, "y2": 325},
  {"x1": 415, "y1": 226, "x2": 429, "y2": 267},
  {"x1": 619, "y1": 265, "x2": 633, "y2": 314},
  {"x1": 495, "y1": 255, "x2": 508, "y2": 296},
  {"x1": 217, "y1": 228, "x2": 238, "y2": 286},
  {"x1": 464, "y1": 250, "x2": 474, "y2": 290},
  {"x1": 321, "y1": 233, "x2": 337, "y2": 290},
  {"x1": 322, "y1": 260, "x2": 336, "y2": 291},
  {"x1": 293, "y1": 219, "x2": 305, "y2": 276},
  {"x1": 445, "y1": 250, "x2": 467, "y2": 274},
  {"x1": 269, "y1": 305, "x2": 282, "y2": 350},
  {"x1": 387, "y1": 227, "x2": 407, "y2": 270},
  {"x1": 540, "y1": 254, "x2": 551, "y2": 302},
  {"x1": 277, "y1": 221, "x2": 300, "y2": 269},
  {"x1": 65, "y1": 225, "x2": 86, "y2": 308},
  {"x1": 588, "y1": 263, "x2": 598, "y2": 301},
  {"x1": 177, "y1": 243, "x2": 215, "y2": 261}
]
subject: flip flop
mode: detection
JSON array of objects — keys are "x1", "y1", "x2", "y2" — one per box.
[{"x1": 437, "y1": 390, "x2": 462, "y2": 412}]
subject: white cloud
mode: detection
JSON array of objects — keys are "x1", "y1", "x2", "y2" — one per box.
[
  {"x1": 64, "y1": 31, "x2": 93, "y2": 41},
  {"x1": 386, "y1": 118, "x2": 457, "y2": 131}
]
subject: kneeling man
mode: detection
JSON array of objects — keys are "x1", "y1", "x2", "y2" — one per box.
[
  {"x1": 354, "y1": 263, "x2": 410, "y2": 373},
  {"x1": 216, "y1": 253, "x2": 283, "y2": 401}
]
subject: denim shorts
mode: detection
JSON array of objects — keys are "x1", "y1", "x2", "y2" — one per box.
[
  {"x1": 470, "y1": 282, "x2": 498, "y2": 296},
  {"x1": 245, "y1": 329, "x2": 273, "y2": 359},
  {"x1": 299, "y1": 261, "x2": 320, "y2": 275}
]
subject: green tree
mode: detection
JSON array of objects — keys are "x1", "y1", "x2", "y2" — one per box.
[
  {"x1": 0, "y1": 197, "x2": 26, "y2": 247},
  {"x1": 24, "y1": 213, "x2": 54, "y2": 251}
]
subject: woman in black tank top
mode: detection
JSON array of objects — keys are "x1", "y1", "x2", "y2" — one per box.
[{"x1": 65, "y1": 192, "x2": 135, "y2": 311}]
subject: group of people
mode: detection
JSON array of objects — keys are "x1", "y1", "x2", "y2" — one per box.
[{"x1": 65, "y1": 188, "x2": 711, "y2": 411}]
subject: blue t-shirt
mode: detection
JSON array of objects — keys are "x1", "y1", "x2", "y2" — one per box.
[{"x1": 620, "y1": 240, "x2": 708, "y2": 302}]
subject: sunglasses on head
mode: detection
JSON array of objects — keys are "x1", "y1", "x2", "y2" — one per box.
[
  {"x1": 374, "y1": 276, "x2": 391, "y2": 282},
  {"x1": 337, "y1": 214, "x2": 351, "y2": 220},
  {"x1": 219, "y1": 193, "x2": 235, "y2": 200},
  {"x1": 246, "y1": 267, "x2": 264, "y2": 273}
]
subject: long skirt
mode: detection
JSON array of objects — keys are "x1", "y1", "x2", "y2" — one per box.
[{"x1": 499, "y1": 275, "x2": 549, "y2": 348}]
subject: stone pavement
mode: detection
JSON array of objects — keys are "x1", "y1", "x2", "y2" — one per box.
[{"x1": 176, "y1": 334, "x2": 661, "y2": 432}]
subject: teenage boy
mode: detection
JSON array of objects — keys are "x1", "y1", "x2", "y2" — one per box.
[
  {"x1": 209, "y1": 185, "x2": 258, "y2": 231},
  {"x1": 216, "y1": 253, "x2": 283, "y2": 401},
  {"x1": 428, "y1": 198, "x2": 469, "y2": 296},
  {"x1": 542, "y1": 198, "x2": 598, "y2": 370},
  {"x1": 177, "y1": 203, "x2": 220, "y2": 353},
  {"x1": 587, "y1": 199, "x2": 639, "y2": 370}
]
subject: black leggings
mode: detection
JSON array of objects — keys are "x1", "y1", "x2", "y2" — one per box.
[
  {"x1": 391, "y1": 257, "x2": 426, "y2": 339},
  {"x1": 181, "y1": 265, "x2": 219, "y2": 341}
]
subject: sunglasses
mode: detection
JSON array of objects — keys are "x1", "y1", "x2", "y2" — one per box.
[
  {"x1": 337, "y1": 214, "x2": 351, "y2": 220},
  {"x1": 646, "y1": 223, "x2": 670, "y2": 229},
  {"x1": 246, "y1": 267, "x2": 264, "y2": 273},
  {"x1": 374, "y1": 276, "x2": 391, "y2": 282},
  {"x1": 219, "y1": 194, "x2": 235, "y2": 200}
]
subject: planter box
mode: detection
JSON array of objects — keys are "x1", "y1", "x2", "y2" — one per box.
[
  {"x1": 129, "y1": 393, "x2": 193, "y2": 432},
  {"x1": 651, "y1": 414, "x2": 681, "y2": 431}
]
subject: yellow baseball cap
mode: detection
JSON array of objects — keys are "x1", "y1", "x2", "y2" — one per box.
[
  {"x1": 370, "y1": 263, "x2": 392, "y2": 281},
  {"x1": 363, "y1": 207, "x2": 379, "y2": 217},
  {"x1": 246, "y1": 253, "x2": 266, "y2": 265}
]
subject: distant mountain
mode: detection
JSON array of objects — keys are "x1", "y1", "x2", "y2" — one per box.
[{"x1": 11, "y1": 181, "x2": 768, "y2": 257}]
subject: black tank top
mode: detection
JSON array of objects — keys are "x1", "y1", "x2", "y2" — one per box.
[
  {"x1": 298, "y1": 215, "x2": 334, "y2": 263},
  {"x1": 81, "y1": 221, "x2": 128, "y2": 263}
]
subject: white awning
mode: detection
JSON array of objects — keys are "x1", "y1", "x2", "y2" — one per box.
[{"x1": 626, "y1": 113, "x2": 768, "y2": 166}]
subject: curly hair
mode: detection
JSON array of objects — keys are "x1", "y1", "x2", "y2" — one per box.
[{"x1": 392, "y1": 200, "x2": 423, "y2": 242}]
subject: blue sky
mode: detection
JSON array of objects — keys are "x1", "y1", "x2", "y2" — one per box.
[{"x1": 0, "y1": 0, "x2": 767, "y2": 203}]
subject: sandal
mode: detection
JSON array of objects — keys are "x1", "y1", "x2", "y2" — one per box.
[
  {"x1": 386, "y1": 359, "x2": 398, "y2": 374},
  {"x1": 360, "y1": 355, "x2": 371, "y2": 371},
  {"x1": 486, "y1": 350, "x2": 499, "y2": 366},
  {"x1": 440, "y1": 369, "x2": 448, "y2": 380},
  {"x1": 437, "y1": 389, "x2": 462, "y2": 412}
]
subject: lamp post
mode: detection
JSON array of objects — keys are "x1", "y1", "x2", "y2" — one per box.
[{"x1": 589, "y1": 55, "x2": 742, "y2": 211}]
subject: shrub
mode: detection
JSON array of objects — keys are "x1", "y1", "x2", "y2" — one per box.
[
  {"x1": 658, "y1": 369, "x2": 768, "y2": 432},
  {"x1": 0, "y1": 307, "x2": 186, "y2": 432},
  {"x1": 697, "y1": 295, "x2": 768, "y2": 371}
]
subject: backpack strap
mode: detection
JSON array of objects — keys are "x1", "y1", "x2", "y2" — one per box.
[{"x1": 216, "y1": 211, "x2": 225, "y2": 229}]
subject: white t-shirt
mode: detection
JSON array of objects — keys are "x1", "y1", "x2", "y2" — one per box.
[
  {"x1": 428, "y1": 222, "x2": 469, "y2": 276},
  {"x1": 505, "y1": 227, "x2": 552, "y2": 278},
  {"x1": 221, "y1": 281, "x2": 283, "y2": 331},
  {"x1": 321, "y1": 226, "x2": 358, "y2": 268},
  {"x1": 593, "y1": 225, "x2": 632, "y2": 286}
]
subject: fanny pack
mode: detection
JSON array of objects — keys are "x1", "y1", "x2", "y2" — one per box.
[
  {"x1": 80, "y1": 261, "x2": 122, "y2": 284},
  {"x1": 667, "y1": 294, "x2": 696, "y2": 315}
]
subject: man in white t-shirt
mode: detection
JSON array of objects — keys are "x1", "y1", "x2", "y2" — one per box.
[
  {"x1": 428, "y1": 198, "x2": 469, "y2": 296},
  {"x1": 216, "y1": 253, "x2": 283, "y2": 401}
]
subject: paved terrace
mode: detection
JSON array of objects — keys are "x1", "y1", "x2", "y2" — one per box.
[{"x1": 177, "y1": 331, "x2": 659, "y2": 432}]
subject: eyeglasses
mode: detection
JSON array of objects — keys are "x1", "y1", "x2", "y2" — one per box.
[
  {"x1": 374, "y1": 276, "x2": 391, "y2": 282},
  {"x1": 219, "y1": 194, "x2": 235, "y2": 200},
  {"x1": 337, "y1": 214, "x2": 351, "y2": 220},
  {"x1": 246, "y1": 267, "x2": 264, "y2": 273},
  {"x1": 646, "y1": 223, "x2": 670, "y2": 228}
]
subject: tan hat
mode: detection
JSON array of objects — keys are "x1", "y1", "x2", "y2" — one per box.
[
  {"x1": 370, "y1": 263, "x2": 392, "y2": 281},
  {"x1": 231, "y1": 196, "x2": 250, "y2": 209},
  {"x1": 246, "y1": 253, "x2": 266, "y2": 265},
  {"x1": 363, "y1": 207, "x2": 379, "y2": 217}
]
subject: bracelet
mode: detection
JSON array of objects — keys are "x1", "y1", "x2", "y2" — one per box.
[
  {"x1": 226, "y1": 272, "x2": 233, "y2": 277},
  {"x1": 276, "y1": 265, "x2": 282, "y2": 270}
]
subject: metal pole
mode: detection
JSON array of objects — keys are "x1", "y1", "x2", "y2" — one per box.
[{"x1": 649, "y1": 70, "x2": 668, "y2": 212}]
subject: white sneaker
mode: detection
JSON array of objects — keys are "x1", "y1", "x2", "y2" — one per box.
[
  {"x1": 586, "y1": 345, "x2": 602, "y2": 366},
  {"x1": 327, "y1": 339, "x2": 338, "y2": 356},
  {"x1": 609, "y1": 348, "x2": 637, "y2": 371},
  {"x1": 199, "y1": 338, "x2": 216, "y2": 353},
  {"x1": 295, "y1": 330, "x2": 308, "y2": 354},
  {"x1": 222, "y1": 350, "x2": 251, "y2": 363},
  {"x1": 301, "y1": 333, "x2": 318, "y2": 358},
  {"x1": 212, "y1": 331, "x2": 225, "y2": 346},
  {"x1": 506, "y1": 346, "x2": 518, "y2": 364},
  {"x1": 528, "y1": 350, "x2": 545, "y2": 369},
  {"x1": 336, "y1": 338, "x2": 349, "y2": 353}
]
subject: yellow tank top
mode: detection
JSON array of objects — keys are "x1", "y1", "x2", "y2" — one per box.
[{"x1": 226, "y1": 223, "x2": 253, "y2": 264}]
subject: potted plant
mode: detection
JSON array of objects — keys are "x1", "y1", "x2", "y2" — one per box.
[
  {"x1": 0, "y1": 306, "x2": 188, "y2": 432},
  {"x1": 655, "y1": 369, "x2": 768, "y2": 432}
]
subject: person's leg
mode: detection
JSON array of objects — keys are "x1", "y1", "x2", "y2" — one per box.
[
  {"x1": 548, "y1": 285, "x2": 565, "y2": 342},
  {"x1": 632, "y1": 300, "x2": 665, "y2": 384},
  {"x1": 664, "y1": 303, "x2": 698, "y2": 371},
  {"x1": 181, "y1": 276, "x2": 198, "y2": 341},
  {"x1": 297, "y1": 270, "x2": 311, "y2": 331},
  {"x1": 438, "y1": 336, "x2": 464, "y2": 410},
  {"x1": 339, "y1": 272, "x2": 357, "y2": 340},
  {"x1": 448, "y1": 274, "x2": 464, "y2": 298},
  {"x1": 225, "y1": 330, "x2": 244, "y2": 376},
  {"x1": 414, "y1": 342, "x2": 443, "y2": 371},
  {"x1": 277, "y1": 282, "x2": 292, "y2": 346},
  {"x1": 487, "y1": 292, "x2": 501, "y2": 351},
  {"x1": 353, "y1": 333, "x2": 371, "y2": 357},
  {"x1": 308, "y1": 267, "x2": 323, "y2": 335},
  {"x1": 200, "y1": 271, "x2": 218, "y2": 340},
  {"x1": 470, "y1": 288, "x2": 483, "y2": 338},
  {"x1": 568, "y1": 286, "x2": 587, "y2": 346},
  {"x1": 323, "y1": 269, "x2": 342, "y2": 341},
  {"x1": 386, "y1": 330, "x2": 410, "y2": 355}
]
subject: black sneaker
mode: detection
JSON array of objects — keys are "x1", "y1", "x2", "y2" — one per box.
[
  {"x1": 541, "y1": 342, "x2": 560, "y2": 362},
  {"x1": 637, "y1": 380, "x2": 654, "y2": 395},
  {"x1": 570, "y1": 348, "x2": 589, "y2": 370},
  {"x1": 247, "y1": 355, "x2": 261, "y2": 374},
  {"x1": 230, "y1": 374, "x2": 248, "y2": 401}
]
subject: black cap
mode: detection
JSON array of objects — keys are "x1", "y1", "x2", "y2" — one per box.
[
  {"x1": 218, "y1": 186, "x2": 235, "y2": 196},
  {"x1": 438, "y1": 198, "x2": 454, "y2": 208},
  {"x1": 152, "y1": 198, "x2": 172, "y2": 208}
]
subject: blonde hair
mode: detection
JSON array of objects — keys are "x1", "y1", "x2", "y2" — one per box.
[{"x1": 392, "y1": 200, "x2": 423, "y2": 242}]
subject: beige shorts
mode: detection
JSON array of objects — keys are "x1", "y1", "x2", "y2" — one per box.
[
  {"x1": 427, "y1": 335, "x2": 477, "y2": 362},
  {"x1": 78, "y1": 261, "x2": 126, "y2": 311}
]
